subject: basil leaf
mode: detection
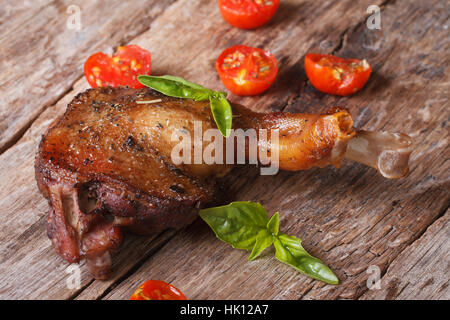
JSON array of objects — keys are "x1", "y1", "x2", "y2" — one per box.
[
  {"x1": 201, "y1": 201, "x2": 339, "y2": 285},
  {"x1": 273, "y1": 233, "x2": 339, "y2": 285},
  {"x1": 248, "y1": 229, "x2": 273, "y2": 261},
  {"x1": 209, "y1": 93, "x2": 232, "y2": 137},
  {"x1": 267, "y1": 212, "x2": 279, "y2": 236},
  {"x1": 138, "y1": 75, "x2": 232, "y2": 137},
  {"x1": 158, "y1": 75, "x2": 211, "y2": 91},
  {"x1": 199, "y1": 201, "x2": 269, "y2": 251},
  {"x1": 216, "y1": 90, "x2": 228, "y2": 98},
  {"x1": 137, "y1": 75, "x2": 211, "y2": 101}
]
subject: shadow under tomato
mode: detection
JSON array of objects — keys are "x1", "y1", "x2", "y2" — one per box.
[
  {"x1": 273, "y1": 58, "x2": 306, "y2": 95},
  {"x1": 264, "y1": 1, "x2": 309, "y2": 29},
  {"x1": 365, "y1": 70, "x2": 392, "y2": 95}
]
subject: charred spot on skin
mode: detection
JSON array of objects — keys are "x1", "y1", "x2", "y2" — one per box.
[
  {"x1": 156, "y1": 123, "x2": 163, "y2": 129},
  {"x1": 169, "y1": 185, "x2": 185, "y2": 194},
  {"x1": 100, "y1": 87, "x2": 112, "y2": 95},
  {"x1": 125, "y1": 136, "x2": 144, "y2": 152},
  {"x1": 92, "y1": 101, "x2": 101, "y2": 113},
  {"x1": 111, "y1": 103, "x2": 123, "y2": 110},
  {"x1": 168, "y1": 166, "x2": 183, "y2": 176},
  {"x1": 125, "y1": 136, "x2": 136, "y2": 147}
]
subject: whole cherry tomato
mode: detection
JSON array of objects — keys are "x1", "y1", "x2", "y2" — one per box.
[
  {"x1": 218, "y1": 0, "x2": 280, "y2": 29},
  {"x1": 84, "y1": 44, "x2": 151, "y2": 89},
  {"x1": 130, "y1": 280, "x2": 187, "y2": 300},
  {"x1": 304, "y1": 53, "x2": 372, "y2": 96},
  {"x1": 216, "y1": 45, "x2": 278, "y2": 96}
]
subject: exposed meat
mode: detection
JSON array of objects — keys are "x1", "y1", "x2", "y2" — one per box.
[{"x1": 35, "y1": 86, "x2": 413, "y2": 278}]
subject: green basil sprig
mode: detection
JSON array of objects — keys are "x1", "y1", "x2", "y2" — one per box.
[
  {"x1": 199, "y1": 202, "x2": 339, "y2": 285},
  {"x1": 138, "y1": 75, "x2": 232, "y2": 137}
]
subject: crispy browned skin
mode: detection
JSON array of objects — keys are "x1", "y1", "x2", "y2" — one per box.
[
  {"x1": 35, "y1": 86, "x2": 355, "y2": 279},
  {"x1": 35, "y1": 87, "x2": 220, "y2": 278},
  {"x1": 232, "y1": 105, "x2": 355, "y2": 170}
]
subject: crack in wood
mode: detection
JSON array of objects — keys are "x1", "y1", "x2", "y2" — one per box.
[
  {"x1": 280, "y1": 0, "x2": 395, "y2": 113},
  {"x1": 0, "y1": 83, "x2": 76, "y2": 155},
  {"x1": 327, "y1": 199, "x2": 450, "y2": 299},
  {"x1": 67, "y1": 278, "x2": 95, "y2": 300},
  {"x1": 1, "y1": 0, "x2": 447, "y2": 300},
  {"x1": 87, "y1": 0, "x2": 449, "y2": 299},
  {"x1": 92, "y1": 229, "x2": 178, "y2": 300},
  {"x1": 355, "y1": 205, "x2": 450, "y2": 299},
  {"x1": 0, "y1": 0, "x2": 185, "y2": 299},
  {"x1": 0, "y1": 0, "x2": 180, "y2": 157}
]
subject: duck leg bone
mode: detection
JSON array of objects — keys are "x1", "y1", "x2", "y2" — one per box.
[{"x1": 344, "y1": 130, "x2": 413, "y2": 178}]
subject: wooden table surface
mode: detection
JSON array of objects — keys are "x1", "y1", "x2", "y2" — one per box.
[{"x1": 0, "y1": 0, "x2": 448, "y2": 300}]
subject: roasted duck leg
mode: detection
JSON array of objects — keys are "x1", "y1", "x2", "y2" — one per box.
[{"x1": 35, "y1": 86, "x2": 413, "y2": 278}]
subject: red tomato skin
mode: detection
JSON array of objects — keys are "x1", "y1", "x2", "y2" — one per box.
[
  {"x1": 219, "y1": 74, "x2": 274, "y2": 96},
  {"x1": 84, "y1": 45, "x2": 151, "y2": 89},
  {"x1": 304, "y1": 53, "x2": 372, "y2": 96},
  {"x1": 130, "y1": 280, "x2": 187, "y2": 300},
  {"x1": 216, "y1": 45, "x2": 278, "y2": 96},
  {"x1": 218, "y1": 0, "x2": 280, "y2": 29}
]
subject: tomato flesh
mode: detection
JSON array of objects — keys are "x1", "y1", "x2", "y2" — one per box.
[
  {"x1": 130, "y1": 280, "x2": 187, "y2": 300},
  {"x1": 304, "y1": 53, "x2": 371, "y2": 96},
  {"x1": 216, "y1": 45, "x2": 278, "y2": 95},
  {"x1": 218, "y1": 0, "x2": 280, "y2": 29},
  {"x1": 84, "y1": 45, "x2": 151, "y2": 89}
]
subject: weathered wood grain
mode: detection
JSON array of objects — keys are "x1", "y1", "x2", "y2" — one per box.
[
  {"x1": 104, "y1": 0, "x2": 450, "y2": 300},
  {"x1": 0, "y1": 78, "x2": 175, "y2": 300},
  {"x1": 78, "y1": 0, "x2": 400, "y2": 299},
  {"x1": 0, "y1": 0, "x2": 448, "y2": 300},
  {"x1": 126, "y1": 0, "x2": 388, "y2": 114},
  {"x1": 0, "y1": 0, "x2": 177, "y2": 153},
  {"x1": 0, "y1": 0, "x2": 179, "y2": 299},
  {"x1": 360, "y1": 210, "x2": 449, "y2": 300},
  {"x1": 0, "y1": 0, "x2": 388, "y2": 299}
]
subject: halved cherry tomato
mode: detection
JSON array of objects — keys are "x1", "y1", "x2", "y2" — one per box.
[
  {"x1": 304, "y1": 53, "x2": 372, "y2": 96},
  {"x1": 84, "y1": 44, "x2": 151, "y2": 89},
  {"x1": 218, "y1": 0, "x2": 280, "y2": 29},
  {"x1": 216, "y1": 45, "x2": 278, "y2": 96},
  {"x1": 130, "y1": 280, "x2": 187, "y2": 300}
]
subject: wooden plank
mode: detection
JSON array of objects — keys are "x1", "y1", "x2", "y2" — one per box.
[
  {"x1": 0, "y1": 0, "x2": 386, "y2": 299},
  {"x1": 0, "y1": 0, "x2": 448, "y2": 300},
  {"x1": 104, "y1": 0, "x2": 450, "y2": 299},
  {"x1": 0, "y1": 78, "x2": 175, "y2": 300},
  {"x1": 123, "y1": 0, "x2": 387, "y2": 114},
  {"x1": 359, "y1": 210, "x2": 449, "y2": 300},
  {"x1": 0, "y1": 0, "x2": 177, "y2": 153},
  {"x1": 78, "y1": 0, "x2": 397, "y2": 299},
  {"x1": 0, "y1": 0, "x2": 179, "y2": 299}
]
